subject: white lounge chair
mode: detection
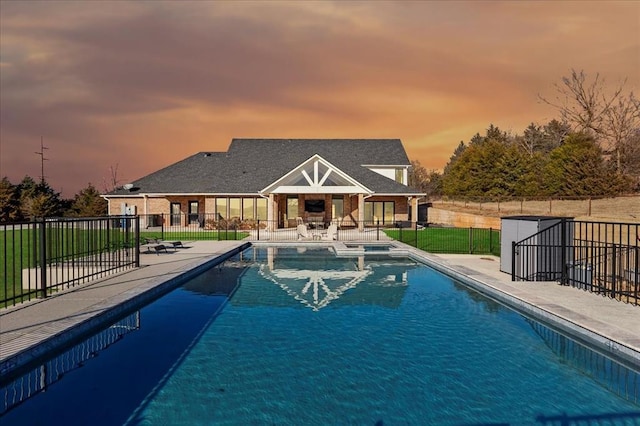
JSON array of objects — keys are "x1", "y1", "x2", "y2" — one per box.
[
  {"x1": 321, "y1": 224, "x2": 338, "y2": 241},
  {"x1": 297, "y1": 224, "x2": 313, "y2": 240}
]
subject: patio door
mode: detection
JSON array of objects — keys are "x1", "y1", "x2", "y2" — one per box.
[
  {"x1": 170, "y1": 202, "x2": 181, "y2": 226},
  {"x1": 188, "y1": 201, "x2": 199, "y2": 225}
]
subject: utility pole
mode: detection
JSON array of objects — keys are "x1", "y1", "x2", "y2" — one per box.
[{"x1": 35, "y1": 136, "x2": 49, "y2": 184}]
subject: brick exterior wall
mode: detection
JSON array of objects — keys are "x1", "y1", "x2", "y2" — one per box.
[{"x1": 108, "y1": 194, "x2": 411, "y2": 227}]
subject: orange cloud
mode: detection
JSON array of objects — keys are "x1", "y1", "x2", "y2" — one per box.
[{"x1": 1, "y1": 1, "x2": 638, "y2": 196}]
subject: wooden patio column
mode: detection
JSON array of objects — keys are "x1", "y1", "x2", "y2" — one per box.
[
  {"x1": 267, "y1": 194, "x2": 275, "y2": 231},
  {"x1": 358, "y1": 193, "x2": 364, "y2": 231},
  {"x1": 410, "y1": 197, "x2": 418, "y2": 225}
]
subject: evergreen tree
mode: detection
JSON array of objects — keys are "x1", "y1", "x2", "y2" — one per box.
[
  {"x1": 519, "y1": 123, "x2": 545, "y2": 157},
  {"x1": 485, "y1": 124, "x2": 509, "y2": 144},
  {"x1": 0, "y1": 177, "x2": 21, "y2": 222},
  {"x1": 542, "y1": 119, "x2": 571, "y2": 152},
  {"x1": 71, "y1": 183, "x2": 108, "y2": 217},
  {"x1": 542, "y1": 133, "x2": 629, "y2": 196},
  {"x1": 443, "y1": 141, "x2": 467, "y2": 177},
  {"x1": 18, "y1": 176, "x2": 62, "y2": 219}
]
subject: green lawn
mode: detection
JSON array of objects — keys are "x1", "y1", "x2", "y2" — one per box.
[
  {"x1": 0, "y1": 226, "x2": 137, "y2": 306},
  {"x1": 384, "y1": 227, "x2": 501, "y2": 256},
  {"x1": 1, "y1": 227, "x2": 251, "y2": 304}
]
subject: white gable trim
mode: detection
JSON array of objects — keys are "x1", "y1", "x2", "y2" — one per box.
[{"x1": 260, "y1": 154, "x2": 372, "y2": 195}]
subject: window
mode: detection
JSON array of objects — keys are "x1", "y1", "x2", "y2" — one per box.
[
  {"x1": 188, "y1": 201, "x2": 199, "y2": 224},
  {"x1": 170, "y1": 202, "x2": 181, "y2": 226},
  {"x1": 364, "y1": 201, "x2": 395, "y2": 224},
  {"x1": 384, "y1": 202, "x2": 394, "y2": 223},
  {"x1": 287, "y1": 197, "x2": 298, "y2": 219},
  {"x1": 215, "y1": 198, "x2": 227, "y2": 219},
  {"x1": 216, "y1": 197, "x2": 267, "y2": 220},
  {"x1": 395, "y1": 168, "x2": 404, "y2": 184},
  {"x1": 242, "y1": 198, "x2": 254, "y2": 220},
  {"x1": 229, "y1": 198, "x2": 241, "y2": 218},
  {"x1": 256, "y1": 198, "x2": 267, "y2": 219},
  {"x1": 332, "y1": 196, "x2": 344, "y2": 219}
]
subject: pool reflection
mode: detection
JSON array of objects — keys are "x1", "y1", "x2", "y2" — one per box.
[{"x1": 230, "y1": 247, "x2": 419, "y2": 311}]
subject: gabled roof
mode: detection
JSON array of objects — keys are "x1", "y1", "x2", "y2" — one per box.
[
  {"x1": 106, "y1": 139, "x2": 420, "y2": 196},
  {"x1": 260, "y1": 154, "x2": 372, "y2": 194}
]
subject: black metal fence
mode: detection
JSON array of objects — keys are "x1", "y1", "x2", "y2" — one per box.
[
  {"x1": 387, "y1": 223, "x2": 500, "y2": 255},
  {"x1": 1, "y1": 216, "x2": 139, "y2": 308},
  {"x1": 138, "y1": 213, "x2": 256, "y2": 241},
  {"x1": 137, "y1": 214, "x2": 500, "y2": 254},
  {"x1": 512, "y1": 219, "x2": 640, "y2": 305},
  {"x1": 1, "y1": 215, "x2": 498, "y2": 309}
]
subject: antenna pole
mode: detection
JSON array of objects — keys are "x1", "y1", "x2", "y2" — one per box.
[{"x1": 34, "y1": 136, "x2": 49, "y2": 184}]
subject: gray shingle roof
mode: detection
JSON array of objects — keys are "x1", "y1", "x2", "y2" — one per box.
[{"x1": 107, "y1": 139, "x2": 420, "y2": 195}]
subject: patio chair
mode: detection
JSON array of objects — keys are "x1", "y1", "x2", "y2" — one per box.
[
  {"x1": 297, "y1": 224, "x2": 313, "y2": 240},
  {"x1": 321, "y1": 224, "x2": 338, "y2": 241},
  {"x1": 161, "y1": 240, "x2": 184, "y2": 250}
]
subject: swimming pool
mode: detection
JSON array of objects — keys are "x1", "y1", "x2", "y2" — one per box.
[{"x1": 2, "y1": 246, "x2": 639, "y2": 424}]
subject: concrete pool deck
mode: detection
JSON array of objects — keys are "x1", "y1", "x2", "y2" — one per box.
[{"x1": 1, "y1": 240, "x2": 639, "y2": 379}]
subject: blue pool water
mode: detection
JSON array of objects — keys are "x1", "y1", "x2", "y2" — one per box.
[{"x1": 2, "y1": 246, "x2": 639, "y2": 425}]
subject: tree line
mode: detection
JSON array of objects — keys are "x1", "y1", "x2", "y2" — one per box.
[
  {"x1": 410, "y1": 70, "x2": 640, "y2": 199},
  {"x1": 2, "y1": 69, "x2": 637, "y2": 221},
  {"x1": 0, "y1": 176, "x2": 107, "y2": 222}
]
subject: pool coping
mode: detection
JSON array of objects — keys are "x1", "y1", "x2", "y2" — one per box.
[
  {"x1": 397, "y1": 245, "x2": 640, "y2": 369},
  {"x1": 2, "y1": 239, "x2": 638, "y2": 383},
  {"x1": 0, "y1": 242, "x2": 251, "y2": 382}
]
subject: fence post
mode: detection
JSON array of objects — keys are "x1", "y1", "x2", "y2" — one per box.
[
  {"x1": 560, "y1": 218, "x2": 567, "y2": 285},
  {"x1": 161, "y1": 213, "x2": 165, "y2": 240},
  {"x1": 611, "y1": 244, "x2": 617, "y2": 299},
  {"x1": 39, "y1": 218, "x2": 48, "y2": 298},
  {"x1": 469, "y1": 227, "x2": 473, "y2": 254},
  {"x1": 634, "y1": 244, "x2": 639, "y2": 304},
  {"x1": 489, "y1": 227, "x2": 493, "y2": 254},
  {"x1": 376, "y1": 220, "x2": 380, "y2": 241},
  {"x1": 134, "y1": 216, "x2": 140, "y2": 267},
  {"x1": 257, "y1": 220, "x2": 260, "y2": 241},
  {"x1": 511, "y1": 241, "x2": 516, "y2": 281},
  {"x1": 414, "y1": 222, "x2": 418, "y2": 248}
]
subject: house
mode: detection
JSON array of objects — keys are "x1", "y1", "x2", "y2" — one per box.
[{"x1": 103, "y1": 139, "x2": 424, "y2": 230}]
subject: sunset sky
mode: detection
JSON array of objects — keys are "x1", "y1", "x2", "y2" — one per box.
[{"x1": 1, "y1": 1, "x2": 638, "y2": 197}]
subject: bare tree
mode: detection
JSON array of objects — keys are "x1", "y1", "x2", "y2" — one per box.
[
  {"x1": 539, "y1": 69, "x2": 623, "y2": 135},
  {"x1": 408, "y1": 160, "x2": 442, "y2": 197},
  {"x1": 603, "y1": 92, "x2": 640, "y2": 173},
  {"x1": 102, "y1": 164, "x2": 122, "y2": 193},
  {"x1": 540, "y1": 69, "x2": 639, "y2": 174}
]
